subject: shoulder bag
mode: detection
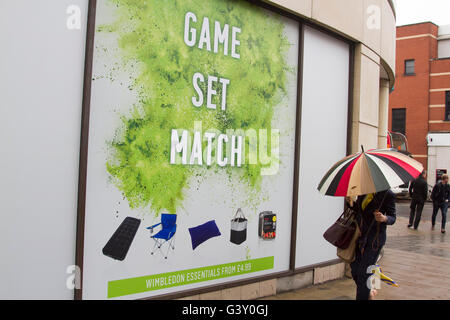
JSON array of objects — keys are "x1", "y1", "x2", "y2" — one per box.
[{"x1": 323, "y1": 207, "x2": 357, "y2": 250}]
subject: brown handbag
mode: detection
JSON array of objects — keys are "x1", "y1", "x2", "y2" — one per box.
[
  {"x1": 323, "y1": 207, "x2": 357, "y2": 249},
  {"x1": 337, "y1": 223, "x2": 361, "y2": 263}
]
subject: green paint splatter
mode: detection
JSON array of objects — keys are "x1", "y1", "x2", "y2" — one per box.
[{"x1": 102, "y1": 0, "x2": 292, "y2": 215}]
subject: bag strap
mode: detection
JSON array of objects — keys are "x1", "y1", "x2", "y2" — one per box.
[
  {"x1": 360, "y1": 191, "x2": 388, "y2": 254},
  {"x1": 339, "y1": 207, "x2": 355, "y2": 224},
  {"x1": 371, "y1": 191, "x2": 389, "y2": 251},
  {"x1": 376, "y1": 191, "x2": 388, "y2": 211},
  {"x1": 372, "y1": 223, "x2": 381, "y2": 251},
  {"x1": 234, "y1": 208, "x2": 245, "y2": 220}
]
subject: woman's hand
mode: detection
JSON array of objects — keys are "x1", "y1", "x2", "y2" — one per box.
[{"x1": 374, "y1": 210, "x2": 388, "y2": 223}]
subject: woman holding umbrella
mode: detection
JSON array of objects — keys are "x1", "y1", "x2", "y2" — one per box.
[
  {"x1": 347, "y1": 190, "x2": 396, "y2": 300},
  {"x1": 318, "y1": 147, "x2": 423, "y2": 300}
]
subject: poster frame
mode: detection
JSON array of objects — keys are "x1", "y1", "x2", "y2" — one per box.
[{"x1": 75, "y1": 0, "x2": 355, "y2": 300}]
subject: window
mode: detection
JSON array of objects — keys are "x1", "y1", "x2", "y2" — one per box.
[
  {"x1": 392, "y1": 108, "x2": 406, "y2": 135},
  {"x1": 446, "y1": 91, "x2": 450, "y2": 121},
  {"x1": 404, "y1": 59, "x2": 415, "y2": 75}
]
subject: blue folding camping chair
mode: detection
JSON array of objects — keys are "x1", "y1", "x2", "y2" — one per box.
[{"x1": 146, "y1": 214, "x2": 177, "y2": 259}]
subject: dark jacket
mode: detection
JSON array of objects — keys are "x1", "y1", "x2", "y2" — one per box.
[
  {"x1": 409, "y1": 176, "x2": 428, "y2": 202},
  {"x1": 351, "y1": 190, "x2": 396, "y2": 250},
  {"x1": 431, "y1": 182, "x2": 450, "y2": 205}
]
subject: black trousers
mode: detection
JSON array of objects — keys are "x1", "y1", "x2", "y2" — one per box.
[
  {"x1": 409, "y1": 198, "x2": 425, "y2": 229},
  {"x1": 432, "y1": 202, "x2": 448, "y2": 230},
  {"x1": 350, "y1": 245, "x2": 382, "y2": 300}
]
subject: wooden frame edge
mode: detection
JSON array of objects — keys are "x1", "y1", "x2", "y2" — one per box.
[
  {"x1": 288, "y1": 24, "x2": 305, "y2": 271},
  {"x1": 75, "y1": 0, "x2": 97, "y2": 301}
]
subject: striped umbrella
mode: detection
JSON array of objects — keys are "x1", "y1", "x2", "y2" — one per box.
[{"x1": 318, "y1": 148, "x2": 424, "y2": 197}]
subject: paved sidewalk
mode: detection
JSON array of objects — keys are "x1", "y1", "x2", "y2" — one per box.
[{"x1": 261, "y1": 202, "x2": 450, "y2": 300}]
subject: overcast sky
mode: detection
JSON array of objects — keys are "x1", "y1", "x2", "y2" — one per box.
[{"x1": 395, "y1": 0, "x2": 450, "y2": 26}]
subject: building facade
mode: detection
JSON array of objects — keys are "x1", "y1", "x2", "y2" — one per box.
[
  {"x1": 389, "y1": 22, "x2": 450, "y2": 186},
  {"x1": 0, "y1": 0, "x2": 396, "y2": 299}
]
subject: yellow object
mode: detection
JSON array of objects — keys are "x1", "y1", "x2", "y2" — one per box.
[
  {"x1": 272, "y1": 216, "x2": 277, "y2": 222},
  {"x1": 362, "y1": 193, "x2": 374, "y2": 210},
  {"x1": 372, "y1": 265, "x2": 399, "y2": 287}
]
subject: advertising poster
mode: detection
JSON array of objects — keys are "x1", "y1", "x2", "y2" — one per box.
[{"x1": 81, "y1": 0, "x2": 299, "y2": 299}]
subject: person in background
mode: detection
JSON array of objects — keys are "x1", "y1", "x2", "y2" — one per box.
[
  {"x1": 431, "y1": 174, "x2": 450, "y2": 234},
  {"x1": 347, "y1": 189, "x2": 396, "y2": 300},
  {"x1": 408, "y1": 170, "x2": 428, "y2": 230}
]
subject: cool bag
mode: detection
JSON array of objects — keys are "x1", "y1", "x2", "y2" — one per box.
[{"x1": 230, "y1": 208, "x2": 247, "y2": 245}]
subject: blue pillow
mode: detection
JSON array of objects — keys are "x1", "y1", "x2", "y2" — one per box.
[{"x1": 188, "y1": 220, "x2": 221, "y2": 250}]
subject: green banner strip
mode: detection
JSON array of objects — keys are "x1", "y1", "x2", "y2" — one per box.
[{"x1": 107, "y1": 256, "x2": 274, "y2": 298}]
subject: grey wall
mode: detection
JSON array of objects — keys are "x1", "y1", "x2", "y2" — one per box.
[{"x1": 0, "y1": 0, "x2": 88, "y2": 299}]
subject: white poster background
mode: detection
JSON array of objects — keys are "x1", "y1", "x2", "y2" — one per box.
[{"x1": 295, "y1": 26, "x2": 350, "y2": 268}]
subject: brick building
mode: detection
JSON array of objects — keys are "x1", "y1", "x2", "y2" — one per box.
[{"x1": 389, "y1": 22, "x2": 450, "y2": 186}]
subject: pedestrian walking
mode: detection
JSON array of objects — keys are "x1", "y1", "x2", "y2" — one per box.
[
  {"x1": 408, "y1": 170, "x2": 428, "y2": 230},
  {"x1": 318, "y1": 147, "x2": 422, "y2": 301},
  {"x1": 431, "y1": 174, "x2": 450, "y2": 234},
  {"x1": 347, "y1": 190, "x2": 396, "y2": 300}
]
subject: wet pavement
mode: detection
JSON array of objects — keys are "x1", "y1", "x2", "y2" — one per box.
[
  {"x1": 261, "y1": 201, "x2": 450, "y2": 300},
  {"x1": 396, "y1": 199, "x2": 437, "y2": 222},
  {"x1": 385, "y1": 233, "x2": 450, "y2": 259},
  {"x1": 385, "y1": 200, "x2": 450, "y2": 259}
]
